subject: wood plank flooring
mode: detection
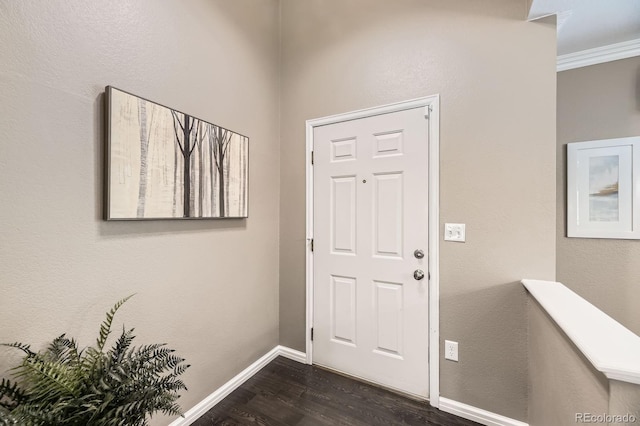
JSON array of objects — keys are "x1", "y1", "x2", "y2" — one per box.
[{"x1": 192, "y1": 356, "x2": 479, "y2": 426}]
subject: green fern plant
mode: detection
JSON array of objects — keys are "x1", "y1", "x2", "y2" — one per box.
[{"x1": 0, "y1": 296, "x2": 189, "y2": 426}]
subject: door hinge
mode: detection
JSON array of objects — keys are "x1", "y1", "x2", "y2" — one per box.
[
  {"x1": 311, "y1": 328, "x2": 314, "y2": 341},
  {"x1": 311, "y1": 151, "x2": 314, "y2": 165},
  {"x1": 428, "y1": 271, "x2": 431, "y2": 280},
  {"x1": 310, "y1": 239, "x2": 314, "y2": 252},
  {"x1": 424, "y1": 105, "x2": 432, "y2": 119}
]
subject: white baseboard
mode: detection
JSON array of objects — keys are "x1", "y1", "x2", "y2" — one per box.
[
  {"x1": 169, "y1": 345, "x2": 306, "y2": 426},
  {"x1": 276, "y1": 345, "x2": 308, "y2": 363},
  {"x1": 172, "y1": 347, "x2": 524, "y2": 426},
  {"x1": 439, "y1": 397, "x2": 528, "y2": 426}
]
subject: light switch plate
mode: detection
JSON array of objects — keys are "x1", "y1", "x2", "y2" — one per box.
[{"x1": 444, "y1": 223, "x2": 466, "y2": 242}]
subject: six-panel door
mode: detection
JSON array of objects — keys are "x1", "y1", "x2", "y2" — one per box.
[{"x1": 313, "y1": 107, "x2": 430, "y2": 398}]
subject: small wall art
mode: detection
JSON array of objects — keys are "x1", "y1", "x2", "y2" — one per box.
[
  {"x1": 567, "y1": 136, "x2": 640, "y2": 239},
  {"x1": 105, "y1": 87, "x2": 248, "y2": 220}
]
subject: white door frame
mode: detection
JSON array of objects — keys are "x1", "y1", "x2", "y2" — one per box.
[{"x1": 305, "y1": 95, "x2": 440, "y2": 408}]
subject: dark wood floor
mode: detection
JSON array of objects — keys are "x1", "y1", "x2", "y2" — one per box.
[{"x1": 193, "y1": 357, "x2": 479, "y2": 426}]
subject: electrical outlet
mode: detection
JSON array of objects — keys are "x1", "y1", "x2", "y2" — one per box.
[{"x1": 445, "y1": 340, "x2": 459, "y2": 362}]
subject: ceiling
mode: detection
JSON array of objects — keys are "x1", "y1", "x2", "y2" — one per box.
[{"x1": 528, "y1": 0, "x2": 640, "y2": 55}]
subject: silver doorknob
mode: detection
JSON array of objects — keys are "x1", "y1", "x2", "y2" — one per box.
[
  {"x1": 414, "y1": 269, "x2": 425, "y2": 281},
  {"x1": 414, "y1": 249, "x2": 425, "y2": 259}
]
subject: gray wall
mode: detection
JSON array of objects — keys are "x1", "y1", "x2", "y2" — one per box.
[
  {"x1": 610, "y1": 381, "x2": 640, "y2": 422},
  {"x1": 557, "y1": 57, "x2": 640, "y2": 335},
  {"x1": 528, "y1": 295, "x2": 640, "y2": 426},
  {"x1": 278, "y1": 0, "x2": 557, "y2": 421},
  {"x1": 0, "y1": 1, "x2": 280, "y2": 424},
  {"x1": 528, "y1": 298, "x2": 609, "y2": 426}
]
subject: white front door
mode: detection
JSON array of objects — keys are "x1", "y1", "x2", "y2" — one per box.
[{"x1": 313, "y1": 106, "x2": 430, "y2": 398}]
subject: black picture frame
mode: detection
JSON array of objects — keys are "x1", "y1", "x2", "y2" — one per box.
[{"x1": 105, "y1": 86, "x2": 249, "y2": 220}]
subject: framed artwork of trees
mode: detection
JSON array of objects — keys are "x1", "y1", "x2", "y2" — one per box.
[{"x1": 105, "y1": 86, "x2": 249, "y2": 220}]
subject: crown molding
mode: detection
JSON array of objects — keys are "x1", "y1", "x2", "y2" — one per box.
[{"x1": 557, "y1": 38, "x2": 640, "y2": 72}]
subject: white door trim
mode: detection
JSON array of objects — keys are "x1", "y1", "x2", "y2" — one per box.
[{"x1": 305, "y1": 95, "x2": 441, "y2": 408}]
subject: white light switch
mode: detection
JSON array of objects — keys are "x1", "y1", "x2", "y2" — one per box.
[{"x1": 444, "y1": 223, "x2": 466, "y2": 242}]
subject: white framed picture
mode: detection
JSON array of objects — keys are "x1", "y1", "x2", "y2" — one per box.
[{"x1": 567, "y1": 136, "x2": 640, "y2": 239}]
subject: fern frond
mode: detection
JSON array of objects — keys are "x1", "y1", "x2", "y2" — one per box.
[
  {"x1": 108, "y1": 327, "x2": 135, "y2": 365},
  {"x1": 43, "y1": 334, "x2": 67, "y2": 361},
  {"x1": 1, "y1": 343, "x2": 34, "y2": 357},
  {"x1": 10, "y1": 401, "x2": 63, "y2": 425},
  {"x1": 96, "y1": 295, "x2": 135, "y2": 352},
  {"x1": 173, "y1": 363, "x2": 190, "y2": 377},
  {"x1": 13, "y1": 356, "x2": 80, "y2": 400},
  {"x1": 0, "y1": 405, "x2": 15, "y2": 426},
  {"x1": 0, "y1": 378, "x2": 26, "y2": 410},
  {"x1": 43, "y1": 334, "x2": 82, "y2": 368}
]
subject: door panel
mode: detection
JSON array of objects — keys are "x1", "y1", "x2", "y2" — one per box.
[
  {"x1": 373, "y1": 280, "x2": 404, "y2": 357},
  {"x1": 373, "y1": 172, "x2": 403, "y2": 257},
  {"x1": 331, "y1": 176, "x2": 357, "y2": 254},
  {"x1": 313, "y1": 107, "x2": 429, "y2": 398},
  {"x1": 330, "y1": 275, "x2": 357, "y2": 345}
]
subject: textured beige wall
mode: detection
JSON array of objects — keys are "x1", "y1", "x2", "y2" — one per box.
[
  {"x1": 279, "y1": 0, "x2": 557, "y2": 421},
  {"x1": 0, "y1": 1, "x2": 280, "y2": 424},
  {"x1": 610, "y1": 381, "x2": 640, "y2": 423},
  {"x1": 557, "y1": 57, "x2": 640, "y2": 335},
  {"x1": 528, "y1": 298, "x2": 609, "y2": 426}
]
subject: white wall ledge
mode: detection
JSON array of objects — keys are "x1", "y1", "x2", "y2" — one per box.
[{"x1": 522, "y1": 279, "x2": 640, "y2": 385}]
